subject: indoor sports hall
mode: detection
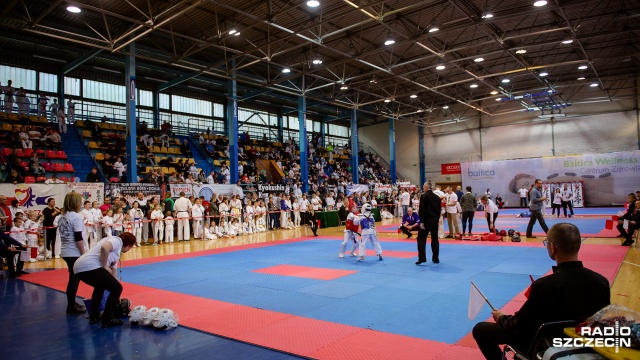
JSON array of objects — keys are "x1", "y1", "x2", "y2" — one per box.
[{"x1": 0, "y1": 1, "x2": 639, "y2": 359}]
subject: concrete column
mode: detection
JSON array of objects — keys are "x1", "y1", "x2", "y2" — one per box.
[
  {"x1": 389, "y1": 118, "x2": 396, "y2": 183},
  {"x1": 298, "y1": 96, "x2": 308, "y2": 193},
  {"x1": 226, "y1": 59, "x2": 239, "y2": 184},
  {"x1": 350, "y1": 109, "x2": 359, "y2": 184},
  {"x1": 125, "y1": 41, "x2": 137, "y2": 183}
]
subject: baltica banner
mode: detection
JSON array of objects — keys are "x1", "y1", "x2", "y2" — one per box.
[{"x1": 461, "y1": 151, "x2": 640, "y2": 207}]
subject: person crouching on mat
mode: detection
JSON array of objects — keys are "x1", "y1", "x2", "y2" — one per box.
[
  {"x1": 339, "y1": 205, "x2": 360, "y2": 258},
  {"x1": 480, "y1": 195, "x2": 499, "y2": 233},
  {"x1": 73, "y1": 232, "x2": 136, "y2": 328},
  {"x1": 353, "y1": 204, "x2": 383, "y2": 261}
]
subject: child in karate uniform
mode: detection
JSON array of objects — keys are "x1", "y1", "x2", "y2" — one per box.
[
  {"x1": 81, "y1": 201, "x2": 96, "y2": 247},
  {"x1": 102, "y1": 209, "x2": 114, "y2": 237},
  {"x1": 11, "y1": 218, "x2": 30, "y2": 272},
  {"x1": 25, "y1": 211, "x2": 43, "y2": 262},
  {"x1": 292, "y1": 197, "x2": 301, "y2": 228},
  {"x1": 90, "y1": 201, "x2": 103, "y2": 245},
  {"x1": 113, "y1": 207, "x2": 124, "y2": 236},
  {"x1": 339, "y1": 205, "x2": 360, "y2": 258},
  {"x1": 129, "y1": 202, "x2": 144, "y2": 246},
  {"x1": 244, "y1": 201, "x2": 255, "y2": 234},
  {"x1": 150, "y1": 204, "x2": 164, "y2": 245},
  {"x1": 218, "y1": 218, "x2": 231, "y2": 238},
  {"x1": 353, "y1": 204, "x2": 383, "y2": 261},
  {"x1": 204, "y1": 221, "x2": 217, "y2": 240},
  {"x1": 191, "y1": 199, "x2": 205, "y2": 239},
  {"x1": 164, "y1": 211, "x2": 175, "y2": 243}
]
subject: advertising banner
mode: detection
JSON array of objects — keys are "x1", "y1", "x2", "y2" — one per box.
[
  {"x1": 169, "y1": 184, "x2": 193, "y2": 198},
  {"x1": 346, "y1": 184, "x2": 369, "y2": 195},
  {"x1": 0, "y1": 183, "x2": 66, "y2": 211},
  {"x1": 461, "y1": 151, "x2": 640, "y2": 207},
  {"x1": 67, "y1": 182, "x2": 105, "y2": 204},
  {"x1": 441, "y1": 163, "x2": 461, "y2": 175},
  {"x1": 192, "y1": 184, "x2": 236, "y2": 202},
  {"x1": 105, "y1": 183, "x2": 162, "y2": 205}
]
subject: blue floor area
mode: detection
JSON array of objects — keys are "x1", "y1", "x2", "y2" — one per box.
[
  {"x1": 0, "y1": 280, "x2": 306, "y2": 359},
  {"x1": 121, "y1": 239, "x2": 554, "y2": 344}
]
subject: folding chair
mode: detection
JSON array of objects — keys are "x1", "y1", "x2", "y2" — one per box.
[{"x1": 502, "y1": 321, "x2": 577, "y2": 360}]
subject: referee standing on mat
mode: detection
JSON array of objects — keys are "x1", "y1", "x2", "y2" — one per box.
[{"x1": 416, "y1": 182, "x2": 442, "y2": 264}]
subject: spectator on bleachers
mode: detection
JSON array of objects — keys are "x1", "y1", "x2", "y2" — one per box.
[
  {"x1": 159, "y1": 133, "x2": 170, "y2": 148},
  {"x1": 19, "y1": 127, "x2": 32, "y2": 149},
  {"x1": 145, "y1": 150, "x2": 158, "y2": 166},
  {"x1": 5, "y1": 169, "x2": 23, "y2": 184},
  {"x1": 86, "y1": 167, "x2": 100, "y2": 182},
  {"x1": 3, "y1": 80, "x2": 15, "y2": 115},
  {"x1": 49, "y1": 99, "x2": 59, "y2": 122},
  {"x1": 45, "y1": 174, "x2": 64, "y2": 184},
  {"x1": 161, "y1": 121, "x2": 172, "y2": 135},
  {"x1": 91, "y1": 121, "x2": 102, "y2": 139},
  {"x1": 140, "y1": 133, "x2": 153, "y2": 147},
  {"x1": 66, "y1": 97, "x2": 76, "y2": 123},
  {"x1": 57, "y1": 105, "x2": 67, "y2": 134},
  {"x1": 7, "y1": 149, "x2": 21, "y2": 174},
  {"x1": 37, "y1": 94, "x2": 48, "y2": 117},
  {"x1": 180, "y1": 139, "x2": 192, "y2": 157},
  {"x1": 101, "y1": 153, "x2": 116, "y2": 178},
  {"x1": 197, "y1": 170, "x2": 206, "y2": 183},
  {"x1": 41, "y1": 128, "x2": 62, "y2": 148},
  {"x1": 167, "y1": 172, "x2": 178, "y2": 184},
  {"x1": 113, "y1": 157, "x2": 126, "y2": 177},
  {"x1": 29, "y1": 152, "x2": 45, "y2": 175}
]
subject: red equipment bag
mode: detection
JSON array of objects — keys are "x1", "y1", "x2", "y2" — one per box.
[{"x1": 480, "y1": 233, "x2": 503, "y2": 241}]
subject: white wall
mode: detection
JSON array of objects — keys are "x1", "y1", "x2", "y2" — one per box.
[{"x1": 358, "y1": 107, "x2": 639, "y2": 186}]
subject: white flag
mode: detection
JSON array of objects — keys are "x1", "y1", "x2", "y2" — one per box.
[{"x1": 468, "y1": 282, "x2": 486, "y2": 320}]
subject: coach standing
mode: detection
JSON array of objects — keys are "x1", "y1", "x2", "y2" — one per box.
[
  {"x1": 416, "y1": 182, "x2": 442, "y2": 264},
  {"x1": 526, "y1": 179, "x2": 549, "y2": 238}
]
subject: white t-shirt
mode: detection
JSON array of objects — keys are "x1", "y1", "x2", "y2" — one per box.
[
  {"x1": 400, "y1": 192, "x2": 411, "y2": 206},
  {"x1": 445, "y1": 192, "x2": 458, "y2": 213},
  {"x1": 518, "y1": 188, "x2": 528, "y2": 198},
  {"x1": 59, "y1": 211, "x2": 86, "y2": 257},
  {"x1": 74, "y1": 236, "x2": 123, "y2": 274}
]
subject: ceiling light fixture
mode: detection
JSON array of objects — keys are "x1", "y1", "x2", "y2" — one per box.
[
  {"x1": 533, "y1": 1, "x2": 547, "y2": 7},
  {"x1": 470, "y1": 84, "x2": 478, "y2": 88},
  {"x1": 66, "y1": 6, "x2": 81, "y2": 13},
  {"x1": 307, "y1": 0, "x2": 320, "y2": 7},
  {"x1": 562, "y1": 39, "x2": 574, "y2": 44},
  {"x1": 490, "y1": 91, "x2": 499, "y2": 95},
  {"x1": 578, "y1": 65, "x2": 588, "y2": 69},
  {"x1": 312, "y1": 58, "x2": 323, "y2": 65},
  {"x1": 234, "y1": 32, "x2": 240, "y2": 36},
  {"x1": 428, "y1": 24, "x2": 440, "y2": 33},
  {"x1": 282, "y1": 68, "x2": 291, "y2": 73},
  {"x1": 410, "y1": 94, "x2": 418, "y2": 98},
  {"x1": 501, "y1": 78, "x2": 510, "y2": 83},
  {"x1": 442, "y1": 105, "x2": 449, "y2": 109},
  {"x1": 384, "y1": 99, "x2": 391, "y2": 103},
  {"x1": 370, "y1": 79, "x2": 377, "y2": 83},
  {"x1": 577, "y1": 77, "x2": 585, "y2": 80},
  {"x1": 228, "y1": 29, "x2": 237, "y2": 35},
  {"x1": 340, "y1": 86, "x2": 348, "y2": 90},
  {"x1": 515, "y1": 49, "x2": 527, "y2": 54},
  {"x1": 495, "y1": 98, "x2": 502, "y2": 101},
  {"x1": 481, "y1": 12, "x2": 493, "y2": 19},
  {"x1": 547, "y1": 89, "x2": 554, "y2": 93},
  {"x1": 590, "y1": 83, "x2": 598, "y2": 87},
  {"x1": 474, "y1": 57, "x2": 484, "y2": 62},
  {"x1": 417, "y1": 109, "x2": 423, "y2": 113},
  {"x1": 384, "y1": 33, "x2": 395, "y2": 46},
  {"x1": 539, "y1": 72, "x2": 548, "y2": 76},
  {"x1": 436, "y1": 65, "x2": 446, "y2": 70}
]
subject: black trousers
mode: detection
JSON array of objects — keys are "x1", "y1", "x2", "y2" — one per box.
[
  {"x1": 75, "y1": 268, "x2": 123, "y2": 323},
  {"x1": 561, "y1": 200, "x2": 574, "y2": 216},
  {"x1": 551, "y1": 203, "x2": 561, "y2": 216},
  {"x1": 520, "y1": 197, "x2": 528, "y2": 208},
  {"x1": 472, "y1": 322, "x2": 526, "y2": 360},
  {"x1": 526, "y1": 209, "x2": 549, "y2": 237},
  {"x1": 617, "y1": 223, "x2": 639, "y2": 242},
  {"x1": 416, "y1": 218, "x2": 439, "y2": 262},
  {"x1": 461, "y1": 211, "x2": 475, "y2": 234},
  {"x1": 307, "y1": 216, "x2": 318, "y2": 235},
  {"x1": 399, "y1": 225, "x2": 417, "y2": 236},
  {"x1": 46, "y1": 228, "x2": 57, "y2": 256},
  {"x1": 62, "y1": 257, "x2": 80, "y2": 311},
  {"x1": 486, "y1": 212, "x2": 499, "y2": 230}
]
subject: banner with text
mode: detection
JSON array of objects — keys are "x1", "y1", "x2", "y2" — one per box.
[
  {"x1": 461, "y1": 151, "x2": 640, "y2": 207},
  {"x1": 441, "y1": 163, "x2": 461, "y2": 175},
  {"x1": 105, "y1": 183, "x2": 163, "y2": 206},
  {"x1": 193, "y1": 184, "x2": 237, "y2": 202},
  {"x1": 169, "y1": 184, "x2": 194, "y2": 198},
  {"x1": 67, "y1": 183, "x2": 105, "y2": 205},
  {"x1": 0, "y1": 183, "x2": 66, "y2": 212}
]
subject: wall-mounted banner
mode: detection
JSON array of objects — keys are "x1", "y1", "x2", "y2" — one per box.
[
  {"x1": 105, "y1": 183, "x2": 162, "y2": 205},
  {"x1": 193, "y1": 184, "x2": 236, "y2": 202},
  {"x1": 169, "y1": 184, "x2": 193, "y2": 198},
  {"x1": 461, "y1": 151, "x2": 640, "y2": 207},
  {"x1": 346, "y1": 184, "x2": 369, "y2": 195},
  {"x1": 67, "y1": 182, "x2": 105, "y2": 204},
  {"x1": 375, "y1": 184, "x2": 393, "y2": 193},
  {"x1": 0, "y1": 183, "x2": 66, "y2": 211},
  {"x1": 441, "y1": 163, "x2": 461, "y2": 175}
]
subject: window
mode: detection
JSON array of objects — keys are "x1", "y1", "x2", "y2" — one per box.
[
  {"x1": 0, "y1": 65, "x2": 36, "y2": 90},
  {"x1": 172, "y1": 95, "x2": 211, "y2": 116},
  {"x1": 159, "y1": 93, "x2": 170, "y2": 109},
  {"x1": 138, "y1": 89, "x2": 153, "y2": 107},
  {"x1": 328, "y1": 124, "x2": 348, "y2": 137},
  {"x1": 83, "y1": 79, "x2": 124, "y2": 103},
  {"x1": 39, "y1": 72, "x2": 57, "y2": 93},
  {"x1": 213, "y1": 103, "x2": 224, "y2": 118},
  {"x1": 287, "y1": 116, "x2": 299, "y2": 130},
  {"x1": 65, "y1": 77, "x2": 81, "y2": 97}
]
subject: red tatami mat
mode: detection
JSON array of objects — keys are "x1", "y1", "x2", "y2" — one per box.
[{"x1": 252, "y1": 265, "x2": 357, "y2": 280}]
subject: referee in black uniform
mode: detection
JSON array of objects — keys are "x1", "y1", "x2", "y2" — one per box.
[{"x1": 416, "y1": 182, "x2": 442, "y2": 264}]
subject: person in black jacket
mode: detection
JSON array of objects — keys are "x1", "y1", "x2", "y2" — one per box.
[
  {"x1": 472, "y1": 223, "x2": 610, "y2": 360},
  {"x1": 86, "y1": 167, "x2": 101, "y2": 182},
  {"x1": 616, "y1": 193, "x2": 637, "y2": 245},
  {"x1": 416, "y1": 182, "x2": 442, "y2": 264},
  {"x1": 0, "y1": 232, "x2": 28, "y2": 278}
]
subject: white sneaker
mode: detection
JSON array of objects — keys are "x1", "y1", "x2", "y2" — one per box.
[
  {"x1": 55, "y1": 255, "x2": 61, "y2": 259},
  {"x1": 357, "y1": 256, "x2": 365, "y2": 261},
  {"x1": 339, "y1": 253, "x2": 344, "y2": 258},
  {"x1": 350, "y1": 251, "x2": 357, "y2": 257}
]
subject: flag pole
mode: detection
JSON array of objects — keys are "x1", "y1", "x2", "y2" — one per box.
[{"x1": 471, "y1": 281, "x2": 496, "y2": 311}]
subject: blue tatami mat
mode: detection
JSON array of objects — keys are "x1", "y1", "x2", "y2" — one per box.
[{"x1": 122, "y1": 239, "x2": 554, "y2": 344}]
